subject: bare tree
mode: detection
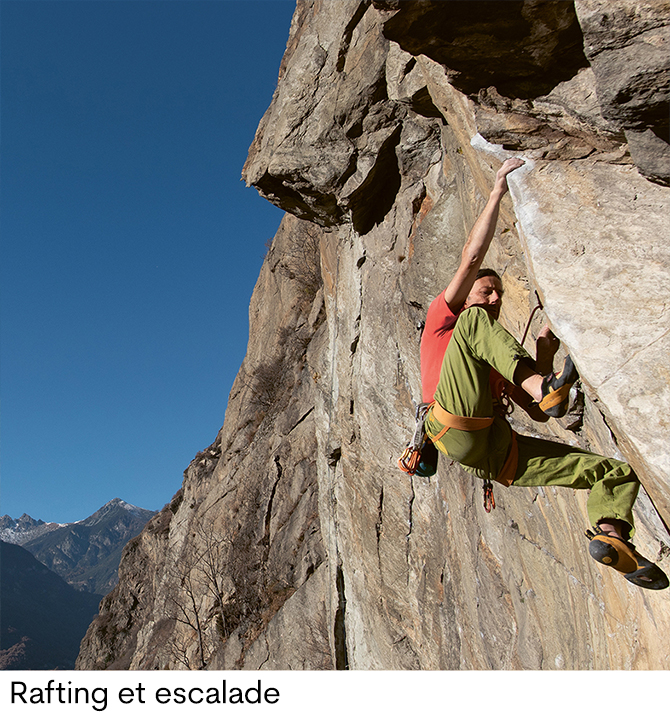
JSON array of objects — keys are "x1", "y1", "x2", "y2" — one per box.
[
  {"x1": 194, "y1": 522, "x2": 234, "y2": 641},
  {"x1": 166, "y1": 565, "x2": 208, "y2": 669},
  {"x1": 165, "y1": 524, "x2": 233, "y2": 669},
  {"x1": 279, "y1": 223, "x2": 322, "y2": 300}
]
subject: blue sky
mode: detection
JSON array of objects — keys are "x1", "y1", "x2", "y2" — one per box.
[{"x1": 1, "y1": 0, "x2": 296, "y2": 523}]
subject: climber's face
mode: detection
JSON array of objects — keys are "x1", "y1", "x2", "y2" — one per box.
[{"x1": 464, "y1": 275, "x2": 503, "y2": 319}]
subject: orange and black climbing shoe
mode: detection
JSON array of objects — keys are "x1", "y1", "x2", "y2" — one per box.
[
  {"x1": 585, "y1": 526, "x2": 669, "y2": 590},
  {"x1": 538, "y1": 355, "x2": 578, "y2": 418}
]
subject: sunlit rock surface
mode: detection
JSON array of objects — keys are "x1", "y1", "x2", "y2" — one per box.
[{"x1": 77, "y1": 0, "x2": 670, "y2": 671}]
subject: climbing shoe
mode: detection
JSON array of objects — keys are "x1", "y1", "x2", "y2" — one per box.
[
  {"x1": 585, "y1": 526, "x2": 669, "y2": 590},
  {"x1": 538, "y1": 355, "x2": 578, "y2": 418}
]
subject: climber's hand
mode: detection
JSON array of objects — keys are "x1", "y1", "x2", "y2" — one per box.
[{"x1": 494, "y1": 157, "x2": 525, "y2": 194}]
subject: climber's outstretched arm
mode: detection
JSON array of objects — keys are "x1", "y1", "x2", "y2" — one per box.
[{"x1": 443, "y1": 157, "x2": 525, "y2": 312}]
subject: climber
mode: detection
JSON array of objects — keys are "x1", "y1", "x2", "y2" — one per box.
[{"x1": 419, "y1": 156, "x2": 668, "y2": 590}]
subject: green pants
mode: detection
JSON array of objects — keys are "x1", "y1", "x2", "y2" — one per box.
[{"x1": 426, "y1": 307, "x2": 639, "y2": 535}]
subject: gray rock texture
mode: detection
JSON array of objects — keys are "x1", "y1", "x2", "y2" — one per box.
[
  {"x1": 77, "y1": 0, "x2": 670, "y2": 671},
  {"x1": 575, "y1": 0, "x2": 670, "y2": 184}
]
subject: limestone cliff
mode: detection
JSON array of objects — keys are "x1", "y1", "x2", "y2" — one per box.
[{"x1": 77, "y1": 0, "x2": 670, "y2": 670}]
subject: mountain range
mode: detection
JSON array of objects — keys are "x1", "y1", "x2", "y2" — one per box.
[
  {"x1": 1, "y1": 498, "x2": 156, "y2": 594},
  {"x1": 1, "y1": 498, "x2": 156, "y2": 670}
]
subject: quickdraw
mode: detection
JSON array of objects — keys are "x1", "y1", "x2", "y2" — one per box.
[
  {"x1": 483, "y1": 479, "x2": 496, "y2": 513},
  {"x1": 491, "y1": 375, "x2": 514, "y2": 418},
  {"x1": 397, "y1": 403, "x2": 431, "y2": 475}
]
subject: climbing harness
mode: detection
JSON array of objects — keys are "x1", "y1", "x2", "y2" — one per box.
[
  {"x1": 399, "y1": 399, "x2": 520, "y2": 511},
  {"x1": 425, "y1": 400, "x2": 494, "y2": 439},
  {"x1": 491, "y1": 373, "x2": 515, "y2": 418},
  {"x1": 423, "y1": 401, "x2": 520, "y2": 512}
]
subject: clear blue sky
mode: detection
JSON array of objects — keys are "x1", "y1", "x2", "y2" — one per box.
[{"x1": 1, "y1": 0, "x2": 296, "y2": 523}]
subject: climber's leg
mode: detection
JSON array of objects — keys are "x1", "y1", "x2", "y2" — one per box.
[
  {"x1": 511, "y1": 434, "x2": 667, "y2": 589},
  {"x1": 512, "y1": 433, "x2": 639, "y2": 535},
  {"x1": 435, "y1": 306, "x2": 578, "y2": 419},
  {"x1": 434, "y1": 307, "x2": 531, "y2": 420}
]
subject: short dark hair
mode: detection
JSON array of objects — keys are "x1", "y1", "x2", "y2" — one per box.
[{"x1": 475, "y1": 268, "x2": 502, "y2": 282}]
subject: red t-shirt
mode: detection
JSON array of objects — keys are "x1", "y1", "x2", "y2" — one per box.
[
  {"x1": 420, "y1": 291, "x2": 513, "y2": 407},
  {"x1": 420, "y1": 290, "x2": 459, "y2": 403}
]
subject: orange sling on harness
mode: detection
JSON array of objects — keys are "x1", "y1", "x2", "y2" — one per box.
[{"x1": 426, "y1": 401, "x2": 519, "y2": 488}]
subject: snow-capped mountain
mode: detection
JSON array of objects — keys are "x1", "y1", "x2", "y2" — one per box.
[
  {"x1": 0, "y1": 513, "x2": 64, "y2": 545},
  {"x1": 1, "y1": 498, "x2": 156, "y2": 595}
]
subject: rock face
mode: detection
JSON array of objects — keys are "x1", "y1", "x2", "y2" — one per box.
[{"x1": 77, "y1": 0, "x2": 670, "y2": 670}]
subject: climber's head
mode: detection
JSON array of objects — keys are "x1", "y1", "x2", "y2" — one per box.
[{"x1": 463, "y1": 268, "x2": 503, "y2": 320}]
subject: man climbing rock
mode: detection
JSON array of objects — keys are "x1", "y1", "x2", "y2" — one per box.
[{"x1": 419, "y1": 157, "x2": 668, "y2": 591}]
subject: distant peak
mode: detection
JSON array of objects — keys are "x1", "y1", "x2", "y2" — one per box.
[
  {"x1": 104, "y1": 498, "x2": 148, "y2": 514},
  {"x1": 79, "y1": 498, "x2": 155, "y2": 528}
]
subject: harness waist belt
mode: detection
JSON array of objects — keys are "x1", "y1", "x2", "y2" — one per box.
[
  {"x1": 426, "y1": 402, "x2": 518, "y2": 488},
  {"x1": 428, "y1": 402, "x2": 494, "y2": 434}
]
